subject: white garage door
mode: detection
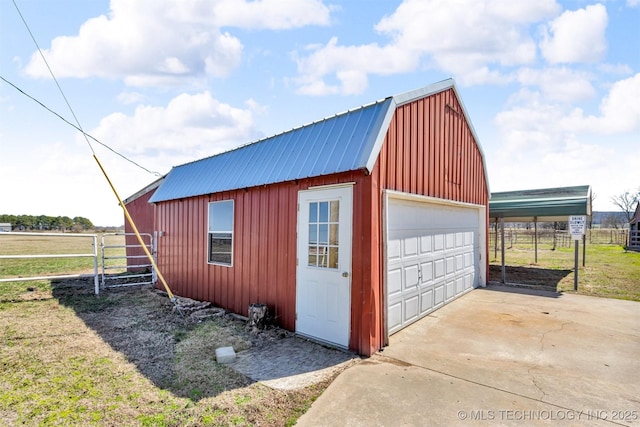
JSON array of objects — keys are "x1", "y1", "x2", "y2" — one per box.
[{"x1": 386, "y1": 196, "x2": 483, "y2": 335}]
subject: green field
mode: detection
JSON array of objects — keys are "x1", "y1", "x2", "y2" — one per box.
[
  {"x1": 0, "y1": 232, "x2": 124, "y2": 277},
  {"x1": 489, "y1": 231, "x2": 640, "y2": 301}
]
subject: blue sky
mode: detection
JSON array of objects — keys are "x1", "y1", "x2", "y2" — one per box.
[{"x1": 1, "y1": 0, "x2": 639, "y2": 226}]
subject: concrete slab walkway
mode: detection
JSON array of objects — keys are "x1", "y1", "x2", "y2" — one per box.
[{"x1": 297, "y1": 285, "x2": 640, "y2": 426}]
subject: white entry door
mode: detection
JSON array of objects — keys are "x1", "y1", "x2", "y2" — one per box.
[{"x1": 296, "y1": 185, "x2": 352, "y2": 347}]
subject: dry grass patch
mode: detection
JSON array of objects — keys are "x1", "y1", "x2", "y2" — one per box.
[{"x1": 0, "y1": 283, "x2": 334, "y2": 426}]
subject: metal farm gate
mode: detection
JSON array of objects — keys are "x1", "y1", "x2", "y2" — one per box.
[{"x1": 101, "y1": 233, "x2": 156, "y2": 289}]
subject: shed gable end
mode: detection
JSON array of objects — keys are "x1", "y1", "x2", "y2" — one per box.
[{"x1": 379, "y1": 88, "x2": 488, "y2": 206}]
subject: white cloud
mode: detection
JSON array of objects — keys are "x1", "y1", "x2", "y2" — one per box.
[
  {"x1": 598, "y1": 63, "x2": 633, "y2": 75},
  {"x1": 117, "y1": 91, "x2": 145, "y2": 105},
  {"x1": 294, "y1": 38, "x2": 417, "y2": 95},
  {"x1": 627, "y1": 0, "x2": 640, "y2": 7},
  {"x1": 294, "y1": 0, "x2": 562, "y2": 94},
  {"x1": 90, "y1": 91, "x2": 259, "y2": 171},
  {"x1": 487, "y1": 134, "x2": 633, "y2": 212},
  {"x1": 490, "y1": 72, "x2": 640, "y2": 211},
  {"x1": 24, "y1": 0, "x2": 331, "y2": 87},
  {"x1": 211, "y1": 0, "x2": 331, "y2": 29},
  {"x1": 516, "y1": 67, "x2": 595, "y2": 103},
  {"x1": 562, "y1": 73, "x2": 640, "y2": 133},
  {"x1": 496, "y1": 74, "x2": 640, "y2": 156},
  {"x1": 540, "y1": 4, "x2": 608, "y2": 64}
]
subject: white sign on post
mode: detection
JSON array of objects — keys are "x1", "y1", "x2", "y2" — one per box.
[{"x1": 569, "y1": 215, "x2": 586, "y2": 240}]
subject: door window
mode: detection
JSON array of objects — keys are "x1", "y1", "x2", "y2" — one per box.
[{"x1": 308, "y1": 200, "x2": 339, "y2": 269}]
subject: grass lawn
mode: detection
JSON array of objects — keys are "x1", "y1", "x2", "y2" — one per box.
[
  {"x1": 0, "y1": 283, "x2": 330, "y2": 427},
  {"x1": 1, "y1": 233, "x2": 331, "y2": 426},
  {"x1": 489, "y1": 244, "x2": 640, "y2": 301}
]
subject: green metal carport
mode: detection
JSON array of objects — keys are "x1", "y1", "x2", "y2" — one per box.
[{"x1": 489, "y1": 185, "x2": 592, "y2": 284}]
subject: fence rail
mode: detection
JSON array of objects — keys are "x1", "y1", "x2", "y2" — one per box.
[
  {"x1": 1, "y1": 232, "x2": 155, "y2": 294},
  {"x1": 489, "y1": 228, "x2": 630, "y2": 251},
  {"x1": 0, "y1": 232, "x2": 99, "y2": 293}
]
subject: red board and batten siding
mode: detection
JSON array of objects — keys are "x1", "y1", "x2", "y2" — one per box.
[
  {"x1": 153, "y1": 171, "x2": 372, "y2": 339},
  {"x1": 150, "y1": 87, "x2": 488, "y2": 357}
]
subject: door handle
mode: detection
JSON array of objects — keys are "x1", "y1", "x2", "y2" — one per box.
[{"x1": 342, "y1": 272, "x2": 349, "y2": 278}]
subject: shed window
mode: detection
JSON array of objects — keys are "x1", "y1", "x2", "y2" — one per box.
[{"x1": 208, "y1": 200, "x2": 234, "y2": 266}]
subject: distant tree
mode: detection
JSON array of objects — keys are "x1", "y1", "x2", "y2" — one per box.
[
  {"x1": 611, "y1": 188, "x2": 640, "y2": 224},
  {"x1": 0, "y1": 214, "x2": 95, "y2": 231},
  {"x1": 602, "y1": 213, "x2": 626, "y2": 229},
  {"x1": 73, "y1": 216, "x2": 94, "y2": 231},
  {"x1": 59, "y1": 216, "x2": 74, "y2": 231},
  {"x1": 15, "y1": 215, "x2": 35, "y2": 229}
]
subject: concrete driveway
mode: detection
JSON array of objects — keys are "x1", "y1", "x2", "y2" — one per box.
[{"x1": 297, "y1": 285, "x2": 640, "y2": 426}]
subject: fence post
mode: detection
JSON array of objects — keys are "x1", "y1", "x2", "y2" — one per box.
[{"x1": 92, "y1": 235, "x2": 99, "y2": 295}]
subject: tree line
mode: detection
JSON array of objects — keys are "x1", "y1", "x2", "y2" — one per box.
[{"x1": 0, "y1": 214, "x2": 94, "y2": 232}]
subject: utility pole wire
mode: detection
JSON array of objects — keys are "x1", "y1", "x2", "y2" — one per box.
[
  {"x1": 11, "y1": 0, "x2": 95, "y2": 154},
  {"x1": 9, "y1": 0, "x2": 178, "y2": 306},
  {"x1": 0, "y1": 75, "x2": 161, "y2": 177}
]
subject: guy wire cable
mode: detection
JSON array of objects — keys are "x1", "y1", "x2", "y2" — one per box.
[{"x1": 10, "y1": 0, "x2": 181, "y2": 312}]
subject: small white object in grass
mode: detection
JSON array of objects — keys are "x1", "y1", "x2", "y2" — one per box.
[{"x1": 215, "y1": 346, "x2": 236, "y2": 364}]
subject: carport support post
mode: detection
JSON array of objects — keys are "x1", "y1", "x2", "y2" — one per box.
[
  {"x1": 500, "y1": 218, "x2": 506, "y2": 284},
  {"x1": 574, "y1": 239, "x2": 579, "y2": 291},
  {"x1": 534, "y1": 217, "x2": 538, "y2": 264}
]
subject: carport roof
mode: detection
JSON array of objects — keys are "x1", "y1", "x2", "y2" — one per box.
[{"x1": 489, "y1": 185, "x2": 592, "y2": 222}]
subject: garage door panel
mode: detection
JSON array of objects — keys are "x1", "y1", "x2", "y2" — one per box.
[
  {"x1": 434, "y1": 259, "x2": 445, "y2": 278},
  {"x1": 387, "y1": 198, "x2": 481, "y2": 336},
  {"x1": 388, "y1": 302, "x2": 402, "y2": 333},
  {"x1": 420, "y1": 261, "x2": 433, "y2": 283},
  {"x1": 464, "y1": 252, "x2": 472, "y2": 268},
  {"x1": 388, "y1": 239, "x2": 401, "y2": 261},
  {"x1": 446, "y1": 233, "x2": 455, "y2": 249},
  {"x1": 455, "y1": 254, "x2": 464, "y2": 272},
  {"x1": 420, "y1": 289, "x2": 433, "y2": 314},
  {"x1": 446, "y1": 256, "x2": 455, "y2": 274},
  {"x1": 434, "y1": 234, "x2": 444, "y2": 251},
  {"x1": 404, "y1": 295, "x2": 419, "y2": 322},
  {"x1": 388, "y1": 268, "x2": 402, "y2": 297},
  {"x1": 464, "y1": 273, "x2": 473, "y2": 291},
  {"x1": 404, "y1": 264, "x2": 420, "y2": 288},
  {"x1": 420, "y1": 235, "x2": 432, "y2": 254},
  {"x1": 434, "y1": 285, "x2": 445, "y2": 307},
  {"x1": 403, "y1": 237, "x2": 418, "y2": 257},
  {"x1": 446, "y1": 281, "x2": 456, "y2": 300},
  {"x1": 465, "y1": 231, "x2": 474, "y2": 246}
]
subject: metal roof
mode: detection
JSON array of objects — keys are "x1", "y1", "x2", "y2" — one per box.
[
  {"x1": 150, "y1": 78, "x2": 483, "y2": 203},
  {"x1": 489, "y1": 185, "x2": 592, "y2": 222}
]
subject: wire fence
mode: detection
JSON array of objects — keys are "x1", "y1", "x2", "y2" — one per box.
[{"x1": 489, "y1": 228, "x2": 630, "y2": 251}]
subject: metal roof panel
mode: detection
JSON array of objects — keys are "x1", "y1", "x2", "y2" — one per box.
[{"x1": 150, "y1": 98, "x2": 394, "y2": 203}]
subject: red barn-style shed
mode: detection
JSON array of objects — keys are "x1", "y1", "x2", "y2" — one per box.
[{"x1": 130, "y1": 79, "x2": 489, "y2": 356}]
